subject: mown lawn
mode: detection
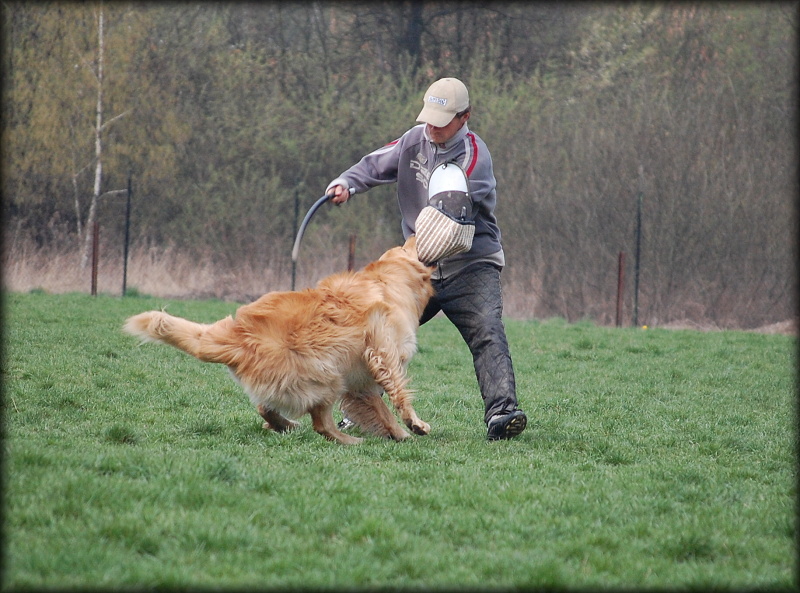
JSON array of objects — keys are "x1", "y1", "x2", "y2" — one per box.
[{"x1": 3, "y1": 291, "x2": 796, "y2": 589}]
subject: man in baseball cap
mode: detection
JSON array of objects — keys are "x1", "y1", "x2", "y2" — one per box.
[
  {"x1": 416, "y1": 77, "x2": 471, "y2": 127},
  {"x1": 325, "y1": 77, "x2": 527, "y2": 441}
]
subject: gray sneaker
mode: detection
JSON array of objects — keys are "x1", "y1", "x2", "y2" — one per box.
[
  {"x1": 337, "y1": 416, "x2": 356, "y2": 431},
  {"x1": 487, "y1": 410, "x2": 527, "y2": 441}
]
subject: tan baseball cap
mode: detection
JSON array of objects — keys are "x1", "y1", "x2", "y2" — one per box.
[{"x1": 416, "y1": 78, "x2": 470, "y2": 128}]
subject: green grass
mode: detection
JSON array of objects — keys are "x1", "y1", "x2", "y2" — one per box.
[{"x1": 3, "y1": 291, "x2": 796, "y2": 589}]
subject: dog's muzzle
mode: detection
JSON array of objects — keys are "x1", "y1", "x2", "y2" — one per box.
[{"x1": 415, "y1": 162, "x2": 475, "y2": 265}]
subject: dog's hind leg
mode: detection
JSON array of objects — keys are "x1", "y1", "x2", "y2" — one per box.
[
  {"x1": 309, "y1": 403, "x2": 363, "y2": 445},
  {"x1": 363, "y1": 346, "x2": 431, "y2": 436},
  {"x1": 342, "y1": 389, "x2": 412, "y2": 441},
  {"x1": 257, "y1": 404, "x2": 300, "y2": 433}
]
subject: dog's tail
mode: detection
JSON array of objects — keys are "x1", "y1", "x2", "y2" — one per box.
[{"x1": 123, "y1": 311, "x2": 238, "y2": 365}]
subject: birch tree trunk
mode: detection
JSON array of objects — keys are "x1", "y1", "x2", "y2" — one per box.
[{"x1": 80, "y1": 5, "x2": 104, "y2": 268}]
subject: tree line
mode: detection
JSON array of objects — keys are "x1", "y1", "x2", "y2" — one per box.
[{"x1": 3, "y1": 2, "x2": 796, "y2": 327}]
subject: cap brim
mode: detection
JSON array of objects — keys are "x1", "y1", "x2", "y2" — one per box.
[{"x1": 416, "y1": 106, "x2": 455, "y2": 128}]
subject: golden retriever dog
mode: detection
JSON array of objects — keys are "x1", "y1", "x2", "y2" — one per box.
[{"x1": 124, "y1": 235, "x2": 433, "y2": 445}]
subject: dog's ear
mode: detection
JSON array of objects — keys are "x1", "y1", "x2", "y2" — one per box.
[{"x1": 403, "y1": 235, "x2": 418, "y2": 253}]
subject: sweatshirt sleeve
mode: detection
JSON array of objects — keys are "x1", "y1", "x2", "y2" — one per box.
[
  {"x1": 326, "y1": 137, "x2": 404, "y2": 195},
  {"x1": 462, "y1": 132, "x2": 497, "y2": 217}
]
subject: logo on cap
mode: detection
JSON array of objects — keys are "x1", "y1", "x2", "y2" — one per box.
[{"x1": 428, "y1": 95, "x2": 447, "y2": 106}]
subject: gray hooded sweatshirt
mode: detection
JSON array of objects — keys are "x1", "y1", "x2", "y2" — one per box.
[{"x1": 327, "y1": 123, "x2": 505, "y2": 278}]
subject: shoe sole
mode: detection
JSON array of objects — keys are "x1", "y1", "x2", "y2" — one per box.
[
  {"x1": 503, "y1": 414, "x2": 527, "y2": 438},
  {"x1": 487, "y1": 411, "x2": 527, "y2": 440}
]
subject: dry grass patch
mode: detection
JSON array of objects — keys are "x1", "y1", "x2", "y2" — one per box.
[{"x1": 3, "y1": 235, "x2": 794, "y2": 332}]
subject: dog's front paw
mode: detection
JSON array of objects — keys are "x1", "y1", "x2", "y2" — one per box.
[
  {"x1": 407, "y1": 419, "x2": 431, "y2": 436},
  {"x1": 390, "y1": 427, "x2": 412, "y2": 441}
]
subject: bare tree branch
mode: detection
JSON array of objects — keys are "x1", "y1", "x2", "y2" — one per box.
[{"x1": 99, "y1": 109, "x2": 131, "y2": 132}]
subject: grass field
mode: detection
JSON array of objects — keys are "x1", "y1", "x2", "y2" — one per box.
[{"x1": 3, "y1": 291, "x2": 796, "y2": 589}]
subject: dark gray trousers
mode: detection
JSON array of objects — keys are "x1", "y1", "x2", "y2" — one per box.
[{"x1": 419, "y1": 262, "x2": 519, "y2": 423}]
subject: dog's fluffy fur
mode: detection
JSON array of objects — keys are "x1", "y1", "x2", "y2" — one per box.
[{"x1": 123, "y1": 236, "x2": 434, "y2": 445}]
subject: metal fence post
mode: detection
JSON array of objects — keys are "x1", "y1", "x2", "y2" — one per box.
[
  {"x1": 122, "y1": 171, "x2": 132, "y2": 296},
  {"x1": 91, "y1": 221, "x2": 99, "y2": 296},
  {"x1": 616, "y1": 251, "x2": 625, "y2": 327},
  {"x1": 633, "y1": 190, "x2": 642, "y2": 327},
  {"x1": 348, "y1": 234, "x2": 356, "y2": 271},
  {"x1": 291, "y1": 187, "x2": 299, "y2": 291}
]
